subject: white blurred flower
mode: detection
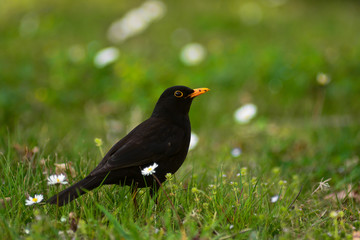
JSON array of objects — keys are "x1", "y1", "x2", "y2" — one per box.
[
  {"x1": 24, "y1": 228, "x2": 30, "y2": 234},
  {"x1": 231, "y1": 147, "x2": 242, "y2": 157},
  {"x1": 234, "y1": 103, "x2": 257, "y2": 124},
  {"x1": 125, "y1": 9, "x2": 148, "y2": 32},
  {"x1": 107, "y1": 0, "x2": 166, "y2": 43},
  {"x1": 94, "y1": 47, "x2": 120, "y2": 68},
  {"x1": 141, "y1": 163, "x2": 158, "y2": 176},
  {"x1": 271, "y1": 195, "x2": 279, "y2": 203},
  {"x1": 180, "y1": 43, "x2": 206, "y2": 66},
  {"x1": 107, "y1": 11, "x2": 148, "y2": 43},
  {"x1": 141, "y1": 0, "x2": 166, "y2": 21},
  {"x1": 108, "y1": 21, "x2": 128, "y2": 42},
  {"x1": 316, "y1": 72, "x2": 331, "y2": 85},
  {"x1": 229, "y1": 224, "x2": 234, "y2": 230},
  {"x1": 189, "y1": 132, "x2": 199, "y2": 150},
  {"x1": 60, "y1": 216, "x2": 67, "y2": 223},
  {"x1": 47, "y1": 174, "x2": 68, "y2": 185},
  {"x1": 25, "y1": 194, "x2": 43, "y2": 206},
  {"x1": 239, "y1": 2, "x2": 263, "y2": 26}
]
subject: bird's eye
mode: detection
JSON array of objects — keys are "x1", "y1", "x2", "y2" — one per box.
[{"x1": 174, "y1": 90, "x2": 183, "y2": 98}]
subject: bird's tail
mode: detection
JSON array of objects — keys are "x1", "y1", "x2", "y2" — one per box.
[{"x1": 47, "y1": 176, "x2": 102, "y2": 206}]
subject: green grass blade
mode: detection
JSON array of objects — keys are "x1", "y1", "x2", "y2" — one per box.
[{"x1": 96, "y1": 204, "x2": 133, "y2": 240}]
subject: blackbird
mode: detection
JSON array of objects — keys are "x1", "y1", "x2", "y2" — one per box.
[{"x1": 47, "y1": 86, "x2": 209, "y2": 206}]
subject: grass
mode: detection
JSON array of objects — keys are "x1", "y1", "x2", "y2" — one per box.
[
  {"x1": 1, "y1": 115, "x2": 359, "y2": 239},
  {"x1": 1, "y1": 0, "x2": 360, "y2": 239}
]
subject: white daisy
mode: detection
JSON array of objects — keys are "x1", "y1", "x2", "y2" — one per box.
[
  {"x1": 107, "y1": 0, "x2": 166, "y2": 43},
  {"x1": 94, "y1": 47, "x2": 120, "y2": 68},
  {"x1": 180, "y1": 43, "x2": 206, "y2": 66},
  {"x1": 25, "y1": 194, "x2": 43, "y2": 206},
  {"x1": 141, "y1": 0, "x2": 166, "y2": 21},
  {"x1": 234, "y1": 103, "x2": 257, "y2": 124},
  {"x1": 231, "y1": 147, "x2": 242, "y2": 157},
  {"x1": 47, "y1": 174, "x2": 68, "y2": 185},
  {"x1": 271, "y1": 195, "x2": 279, "y2": 203},
  {"x1": 141, "y1": 163, "x2": 158, "y2": 176}
]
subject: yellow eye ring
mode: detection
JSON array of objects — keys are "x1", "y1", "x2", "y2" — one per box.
[{"x1": 174, "y1": 90, "x2": 183, "y2": 98}]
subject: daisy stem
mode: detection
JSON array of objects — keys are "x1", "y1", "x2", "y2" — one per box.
[
  {"x1": 313, "y1": 86, "x2": 326, "y2": 121},
  {"x1": 152, "y1": 174, "x2": 182, "y2": 227},
  {"x1": 99, "y1": 147, "x2": 104, "y2": 157}
]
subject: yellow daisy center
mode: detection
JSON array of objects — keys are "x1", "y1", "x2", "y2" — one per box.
[
  {"x1": 148, "y1": 168, "x2": 152, "y2": 171},
  {"x1": 32, "y1": 198, "x2": 37, "y2": 202},
  {"x1": 57, "y1": 178, "x2": 60, "y2": 182}
]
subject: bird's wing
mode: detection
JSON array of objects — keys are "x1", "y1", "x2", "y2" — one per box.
[{"x1": 89, "y1": 118, "x2": 187, "y2": 176}]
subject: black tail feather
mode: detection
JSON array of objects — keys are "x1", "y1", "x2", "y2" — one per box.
[{"x1": 47, "y1": 176, "x2": 101, "y2": 206}]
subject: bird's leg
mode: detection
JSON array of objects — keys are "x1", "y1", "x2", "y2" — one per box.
[
  {"x1": 131, "y1": 184, "x2": 139, "y2": 210},
  {"x1": 151, "y1": 174, "x2": 182, "y2": 226},
  {"x1": 149, "y1": 183, "x2": 160, "y2": 205},
  {"x1": 150, "y1": 184, "x2": 159, "y2": 204}
]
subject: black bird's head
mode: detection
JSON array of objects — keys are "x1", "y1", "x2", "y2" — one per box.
[{"x1": 151, "y1": 86, "x2": 209, "y2": 122}]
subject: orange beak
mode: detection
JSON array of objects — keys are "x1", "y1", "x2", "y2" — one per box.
[{"x1": 188, "y1": 88, "x2": 210, "y2": 98}]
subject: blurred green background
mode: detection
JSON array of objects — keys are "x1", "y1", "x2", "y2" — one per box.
[{"x1": 1, "y1": 0, "x2": 360, "y2": 184}]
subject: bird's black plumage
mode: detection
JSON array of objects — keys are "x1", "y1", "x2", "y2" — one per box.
[{"x1": 47, "y1": 86, "x2": 209, "y2": 206}]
